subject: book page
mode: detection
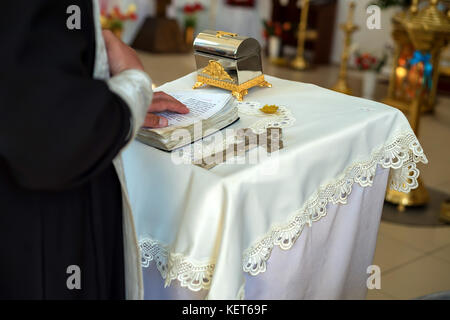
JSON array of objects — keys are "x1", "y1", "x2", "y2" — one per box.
[{"x1": 154, "y1": 91, "x2": 232, "y2": 127}]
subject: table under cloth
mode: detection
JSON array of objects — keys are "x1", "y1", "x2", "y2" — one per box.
[{"x1": 122, "y1": 73, "x2": 427, "y2": 300}]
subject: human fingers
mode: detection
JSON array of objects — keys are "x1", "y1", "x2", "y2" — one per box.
[{"x1": 143, "y1": 113, "x2": 168, "y2": 128}]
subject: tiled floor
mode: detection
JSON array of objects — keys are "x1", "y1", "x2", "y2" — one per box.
[
  {"x1": 137, "y1": 51, "x2": 450, "y2": 300},
  {"x1": 369, "y1": 222, "x2": 450, "y2": 299}
]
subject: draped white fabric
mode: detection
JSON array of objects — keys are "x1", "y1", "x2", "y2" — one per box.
[
  {"x1": 141, "y1": 166, "x2": 388, "y2": 300},
  {"x1": 123, "y1": 73, "x2": 426, "y2": 299}
]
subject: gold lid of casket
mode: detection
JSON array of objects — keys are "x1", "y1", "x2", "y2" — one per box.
[{"x1": 399, "y1": 0, "x2": 450, "y2": 51}]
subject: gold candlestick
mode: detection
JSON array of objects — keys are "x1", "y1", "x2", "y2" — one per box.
[
  {"x1": 332, "y1": 1, "x2": 359, "y2": 95},
  {"x1": 291, "y1": 0, "x2": 310, "y2": 70}
]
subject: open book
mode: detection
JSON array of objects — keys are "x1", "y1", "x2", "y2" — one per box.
[{"x1": 137, "y1": 91, "x2": 238, "y2": 151}]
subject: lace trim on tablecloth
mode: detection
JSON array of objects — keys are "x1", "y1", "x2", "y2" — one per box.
[
  {"x1": 139, "y1": 130, "x2": 427, "y2": 297},
  {"x1": 140, "y1": 238, "x2": 215, "y2": 292},
  {"x1": 242, "y1": 131, "x2": 427, "y2": 276}
]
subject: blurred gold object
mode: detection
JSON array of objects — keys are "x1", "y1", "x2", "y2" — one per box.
[
  {"x1": 291, "y1": 0, "x2": 310, "y2": 70},
  {"x1": 385, "y1": 86, "x2": 429, "y2": 211},
  {"x1": 260, "y1": 105, "x2": 279, "y2": 114},
  {"x1": 185, "y1": 26, "x2": 195, "y2": 46},
  {"x1": 403, "y1": 0, "x2": 450, "y2": 52},
  {"x1": 383, "y1": 0, "x2": 450, "y2": 113},
  {"x1": 194, "y1": 74, "x2": 271, "y2": 101},
  {"x1": 385, "y1": 0, "x2": 450, "y2": 211},
  {"x1": 332, "y1": 1, "x2": 358, "y2": 95},
  {"x1": 385, "y1": 178, "x2": 430, "y2": 212},
  {"x1": 202, "y1": 60, "x2": 234, "y2": 81},
  {"x1": 383, "y1": 2, "x2": 417, "y2": 111},
  {"x1": 216, "y1": 31, "x2": 238, "y2": 38},
  {"x1": 270, "y1": 57, "x2": 289, "y2": 66},
  {"x1": 441, "y1": 199, "x2": 450, "y2": 223}
]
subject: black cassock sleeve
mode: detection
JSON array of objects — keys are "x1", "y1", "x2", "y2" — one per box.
[{"x1": 0, "y1": 0, "x2": 132, "y2": 191}]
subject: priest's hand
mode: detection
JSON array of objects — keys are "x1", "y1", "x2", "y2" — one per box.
[
  {"x1": 144, "y1": 92, "x2": 189, "y2": 128},
  {"x1": 102, "y1": 31, "x2": 189, "y2": 128},
  {"x1": 102, "y1": 29, "x2": 144, "y2": 75}
]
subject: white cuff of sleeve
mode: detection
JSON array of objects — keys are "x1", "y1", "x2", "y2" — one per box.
[{"x1": 107, "y1": 69, "x2": 153, "y2": 142}]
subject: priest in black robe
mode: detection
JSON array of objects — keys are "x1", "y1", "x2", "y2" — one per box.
[{"x1": 0, "y1": 0, "x2": 188, "y2": 299}]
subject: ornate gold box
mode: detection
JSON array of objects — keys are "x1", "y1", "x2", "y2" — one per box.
[{"x1": 193, "y1": 30, "x2": 271, "y2": 101}]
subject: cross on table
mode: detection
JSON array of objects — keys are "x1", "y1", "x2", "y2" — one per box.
[{"x1": 196, "y1": 128, "x2": 284, "y2": 170}]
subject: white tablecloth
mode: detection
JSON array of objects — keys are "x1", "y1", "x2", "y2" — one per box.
[
  {"x1": 137, "y1": 166, "x2": 389, "y2": 300},
  {"x1": 123, "y1": 73, "x2": 427, "y2": 299}
]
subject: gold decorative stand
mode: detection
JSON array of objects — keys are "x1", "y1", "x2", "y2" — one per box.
[
  {"x1": 385, "y1": 87, "x2": 429, "y2": 211},
  {"x1": 332, "y1": 1, "x2": 358, "y2": 95},
  {"x1": 383, "y1": 0, "x2": 450, "y2": 113},
  {"x1": 193, "y1": 74, "x2": 272, "y2": 101},
  {"x1": 385, "y1": 0, "x2": 450, "y2": 211},
  {"x1": 291, "y1": 0, "x2": 310, "y2": 70},
  {"x1": 382, "y1": 1, "x2": 419, "y2": 113},
  {"x1": 385, "y1": 180, "x2": 429, "y2": 212}
]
